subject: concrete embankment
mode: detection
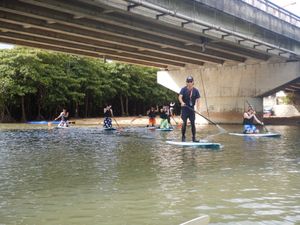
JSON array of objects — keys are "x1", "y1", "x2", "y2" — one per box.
[{"x1": 264, "y1": 116, "x2": 300, "y2": 125}]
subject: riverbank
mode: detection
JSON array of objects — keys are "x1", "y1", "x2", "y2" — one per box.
[
  {"x1": 264, "y1": 116, "x2": 300, "y2": 125},
  {"x1": 71, "y1": 116, "x2": 173, "y2": 126},
  {"x1": 1, "y1": 115, "x2": 299, "y2": 126},
  {"x1": 71, "y1": 115, "x2": 300, "y2": 126}
]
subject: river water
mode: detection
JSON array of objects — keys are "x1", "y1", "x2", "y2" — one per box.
[{"x1": 0, "y1": 124, "x2": 299, "y2": 225}]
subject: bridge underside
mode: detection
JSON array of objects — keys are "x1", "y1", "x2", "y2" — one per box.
[
  {"x1": 262, "y1": 77, "x2": 300, "y2": 96},
  {"x1": 0, "y1": 0, "x2": 299, "y2": 123},
  {"x1": 1, "y1": 0, "x2": 299, "y2": 69}
]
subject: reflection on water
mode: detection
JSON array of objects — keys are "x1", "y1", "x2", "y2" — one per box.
[{"x1": 0, "y1": 124, "x2": 299, "y2": 225}]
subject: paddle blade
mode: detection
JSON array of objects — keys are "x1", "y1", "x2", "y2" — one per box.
[
  {"x1": 117, "y1": 127, "x2": 123, "y2": 132},
  {"x1": 216, "y1": 125, "x2": 227, "y2": 133}
]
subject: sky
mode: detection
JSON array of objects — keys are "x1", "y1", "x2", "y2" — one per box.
[
  {"x1": 270, "y1": 0, "x2": 300, "y2": 15},
  {"x1": 0, "y1": 43, "x2": 14, "y2": 49},
  {"x1": 0, "y1": 0, "x2": 299, "y2": 49}
]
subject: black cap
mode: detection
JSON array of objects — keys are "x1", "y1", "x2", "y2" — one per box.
[{"x1": 186, "y1": 76, "x2": 193, "y2": 82}]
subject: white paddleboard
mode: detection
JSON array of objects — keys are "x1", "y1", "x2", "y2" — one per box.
[
  {"x1": 148, "y1": 126, "x2": 158, "y2": 130},
  {"x1": 55, "y1": 125, "x2": 69, "y2": 129},
  {"x1": 229, "y1": 132, "x2": 281, "y2": 137},
  {"x1": 166, "y1": 140, "x2": 221, "y2": 148}
]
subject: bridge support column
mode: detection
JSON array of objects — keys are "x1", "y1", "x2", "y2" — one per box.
[
  {"x1": 158, "y1": 62, "x2": 300, "y2": 124},
  {"x1": 292, "y1": 92, "x2": 300, "y2": 112}
]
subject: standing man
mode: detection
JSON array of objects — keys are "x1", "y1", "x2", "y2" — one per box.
[{"x1": 178, "y1": 76, "x2": 200, "y2": 142}]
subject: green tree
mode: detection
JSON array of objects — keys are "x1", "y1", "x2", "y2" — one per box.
[{"x1": 0, "y1": 47, "x2": 177, "y2": 121}]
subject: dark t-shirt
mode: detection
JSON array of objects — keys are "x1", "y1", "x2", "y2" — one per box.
[
  {"x1": 160, "y1": 112, "x2": 168, "y2": 119},
  {"x1": 243, "y1": 115, "x2": 254, "y2": 125},
  {"x1": 104, "y1": 109, "x2": 112, "y2": 117},
  {"x1": 148, "y1": 110, "x2": 156, "y2": 118},
  {"x1": 179, "y1": 86, "x2": 200, "y2": 108}
]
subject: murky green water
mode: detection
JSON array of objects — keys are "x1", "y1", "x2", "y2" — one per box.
[{"x1": 0, "y1": 124, "x2": 299, "y2": 225}]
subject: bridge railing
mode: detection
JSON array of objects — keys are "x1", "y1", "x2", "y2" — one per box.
[
  {"x1": 126, "y1": 0, "x2": 298, "y2": 56},
  {"x1": 241, "y1": 0, "x2": 300, "y2": 27}
]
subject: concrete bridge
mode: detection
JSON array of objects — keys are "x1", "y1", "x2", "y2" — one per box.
[{"x1": 0, "y1": 0, "x2": 299, "y2": 122}]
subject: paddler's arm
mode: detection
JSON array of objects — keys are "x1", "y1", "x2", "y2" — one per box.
[
  {"x1": 243, "y1": 112, "x2": 252, "y2": 119},
  {"x1": 195, "y1": 97, "x2": 200, "y2": 112},
  {"x1": 54, "y1": 113, "x2": 62, "y2": 120},
  {"x1": 253, "y1": 114, "x2": 263, "y2": 125},
  {"x1": 178, "y1": 94, "x2": 185, "y2": 107},
  {"x1": 111, "y1": 109, "x2": 114, "y2": 117}
]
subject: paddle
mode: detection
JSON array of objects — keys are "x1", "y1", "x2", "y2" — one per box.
[
  {"x1": 170, "y1": 115, "x2": 182, "y2": 128},
  {"x1": 130, "y1": 115, "x2": 142, "y2": 126},
  {"x1": 183, "y1": 105, "x2": 227, "y2": 133},
  {"x1": 112, "y1": 117, "x2": 122, "y2": 130},
  {"x1": 261, "y1": 122, "x2": 269, "y2": 133},
  {"x1": 170, "y1": 115, "x2": 178, "y2": 125},
  {"x1": 48, "y1": 118, "x2": 61, "y2": 129},
  {"x1": 246, "y1": 100, "x2": 269, "y2": 133}
]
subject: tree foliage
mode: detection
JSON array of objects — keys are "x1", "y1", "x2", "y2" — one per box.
[{"x1": 0, "y1": 47, "x2": 177, "y2": 121}]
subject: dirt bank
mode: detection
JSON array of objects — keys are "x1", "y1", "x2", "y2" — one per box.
[
  {"x1": 71, "y1": 116, "x2": 182, "y2": 126},
  {"x1": 71, "y1": 115, "x2": 300, "y2": 126}
]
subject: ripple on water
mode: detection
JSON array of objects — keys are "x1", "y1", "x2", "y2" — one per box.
[
  {"x1": 239, "y1": 202, "x2": 280, "y2": 209},
  {"x1": 254, "y1": 210, "x2": 285, "y2": 215},
  {"x1": 223, "y1": 198, "x2": 254, "y2": 203}
]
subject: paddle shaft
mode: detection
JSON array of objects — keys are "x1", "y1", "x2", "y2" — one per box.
[
  {"x1": 112, "y1": 117, "x2": 121, "y2": 128},
  {"x1": 171, "y1": 115, "x2": 178, "y2": 125},
  {"x1": 183, "y1": 105, "x2": 226, "y2": 132},
  {"x1": 130, "y1": 116, "x2": 139, "y2": 124},
  {"x1": 183, "y1": 105, "x2": 217, "y2": 125}
]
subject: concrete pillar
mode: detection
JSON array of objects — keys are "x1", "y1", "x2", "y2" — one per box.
[
  {"x1": 158, "y1": 62, "x2": 300, "y2": 124},
  {"x1": 292, "y1": 92, "x2": 300, "y2": 112}
]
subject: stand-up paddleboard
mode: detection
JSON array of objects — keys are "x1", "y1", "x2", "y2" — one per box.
[
  {"x1": 229, "y1": 132, "x2": 281, "y2": 137},
  {"x1": 104, "y1": 127, "x2": 116, "y2": 131},
  {"x1": 156, "y1": 128, "x2": 174, "y2": 131},
  {"x1": 27, "y1": 121, "x2": 60, "y2": 125},
  {"x1": 166, "y1": 140, "x2": 221, "y2": 148},
  {"x1": 179, "y1": 215, "x2": 210, "y2": 225},
  {"x1": 54, "y1": 125, "x2": 68, "y2": 129},
  {"x1": 146, "y1": 127, "x2": 173, "y2": 131},
  {"x1": 147, "y1": 126, "x2": 157, "y2": 130}
]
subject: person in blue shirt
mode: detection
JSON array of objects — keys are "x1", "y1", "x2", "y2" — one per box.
[{"x1": 178, "y1": 76, "x2": 200, "y2": 142}]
